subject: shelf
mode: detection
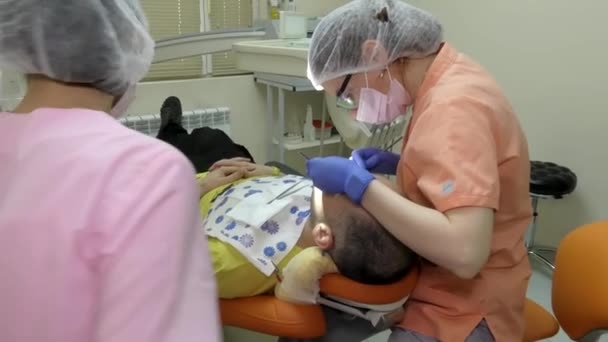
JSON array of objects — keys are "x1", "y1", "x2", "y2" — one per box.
[
  {"x1": 272, "y1": 135, "x2": 342, "y2": 151},
  {"x1": 253, "y1": 72, "x2": 316, "y2": 92},
  {"x1": 233, "y1": 39, "x2": 310, "y2": 78}
]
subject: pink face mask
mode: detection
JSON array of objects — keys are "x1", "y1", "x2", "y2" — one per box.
[
  {"x1": 354, "y1": 70, "x2": 411, "y2": 124},
  {"x1": 109, "y1": 84, "x2": 137, "y2": 119}
]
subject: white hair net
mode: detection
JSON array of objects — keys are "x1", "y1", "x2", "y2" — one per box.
[
  {"x1": 308, "y1": 0, "x2": 443, "y2": 90},
  {"x1": 0, "y1": 0, "x2": 154, "y2": 96}
]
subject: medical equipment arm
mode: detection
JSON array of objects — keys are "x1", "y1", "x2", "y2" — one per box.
[
  {"x1": 362, "y1": 180, "x2": 493, "y2": 279},
  {"x1": 97, "y1": 152, "x2": 221, "y2": 341}
]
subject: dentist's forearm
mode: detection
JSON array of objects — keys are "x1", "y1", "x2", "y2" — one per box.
[
  {"x1": 361, "y1": 180, "x2": 477, "y2": 278},
  {"x1": 372, "y1": 174, "x2": 403, "y2": 194}
]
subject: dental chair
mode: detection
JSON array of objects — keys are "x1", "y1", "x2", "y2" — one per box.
[
  {"x1": 524, "y1": 299, "x2": 559, "y2": 341},
  {"x1": 224, "y1": 162, "x2": 590, "y2": 341},
  {"x1": 220, "y1": 270, "x2": 419, "y2": 338},
  {"x1": 220, "y1": 161, "x2": 419, "y2": 338},
  {"x1": 524, "y1": 221, "x2": 608, "y2": 342}
]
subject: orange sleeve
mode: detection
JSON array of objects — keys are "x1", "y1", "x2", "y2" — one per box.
[{"x1": 405, "y1": 100, "x2": 500, "y2": 213}]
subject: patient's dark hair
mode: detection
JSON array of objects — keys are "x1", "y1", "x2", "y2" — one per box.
[{"x1": 326, "y1": 208, "x2": 416, "y2": 285}]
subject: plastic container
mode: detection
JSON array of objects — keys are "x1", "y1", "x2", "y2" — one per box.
[
  {"x1": 269, "y1": 0, "x2": 280, "y2": 19},
  {"x1": 313, "y1": 119, "x2": 333, "y2": 140},
  {"x1": 303, "y1": 105, "x2": 315, "y2": 142},
  {"x1": 284, "y1": 132, "x2": 303, "y2": 144},
  {"x1": 279, "y1": 11, "x2": 307, "y2": 39},
  {"x1": 286, "y1": 0, "x2": 296, "y2": 12}
]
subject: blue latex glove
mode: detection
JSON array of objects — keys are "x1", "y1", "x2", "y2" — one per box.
[
  {"x1": 306, "y1": 157, "x2": 375, "y2": 204},
  {"x1": 351, "y1": 147, "x2": 401, "y2": 175}
]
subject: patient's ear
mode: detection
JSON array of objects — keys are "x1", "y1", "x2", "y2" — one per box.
[{"x1": 312, "y1": 223, "x2": 334, "y2": 250}]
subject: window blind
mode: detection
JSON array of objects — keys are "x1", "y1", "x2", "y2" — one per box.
[
  {"x1": 208, "y1": 0, "x2": 254, "y2": 76},
  {"x1": 140, "y1": 0, "x2": 203, "y2": 80}
]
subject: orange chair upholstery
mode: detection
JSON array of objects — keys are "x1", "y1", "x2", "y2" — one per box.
[
  {"x1": 220, "y1": 296, "x2": 326, "y2": 338},
  {"x1": 523, "y1": 298, "x2": 559, "y2": 342},
  {"x1": 552, "y1": 221, "x2": 608, "y2": 341},
  {"x1": 220, "y1": 267, "x2": 419, "y2": 338}
]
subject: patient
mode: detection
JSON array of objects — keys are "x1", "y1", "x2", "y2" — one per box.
[
  {"x1": 157, "y1": 96, "x2": 416, "y2": 300},
  {"x1": 198, "y1": 160, "x2": 416, "y2": 299}
]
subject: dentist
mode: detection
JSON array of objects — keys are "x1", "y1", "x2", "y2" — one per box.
[{"x1": 299, "y1": 0, "x2": 532, "y2": 341}]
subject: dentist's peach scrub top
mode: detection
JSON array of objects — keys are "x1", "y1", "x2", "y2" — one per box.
[
  {"x1": 397, "y1": 44, "x2": 532, "y2": 342},
  {"x1": 0, "y1": 108, "x2": 221, "y2": 342}
]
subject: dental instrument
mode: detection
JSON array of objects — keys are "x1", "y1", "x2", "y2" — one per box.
[
  {"x1": 267, "y1": 179, "x2": 305, "y2": 204},
  {"x1": 384, "y1": 136, "x2": 403, "y2": 152}
]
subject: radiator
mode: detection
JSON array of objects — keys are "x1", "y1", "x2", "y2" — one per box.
[{"x1": 119, "y1": 107, "x2": 231, "y2": 137}]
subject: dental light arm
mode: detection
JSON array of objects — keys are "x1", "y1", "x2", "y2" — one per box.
[{"x1": 153, "y1": 28, "x2": 267, "y2": 64}]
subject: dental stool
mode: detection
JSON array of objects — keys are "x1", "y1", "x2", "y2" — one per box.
[
  {"x1": 524, "y1": 299, "x2": 559, "y2": 341},
  {"x1": 527, "y1": 161, "x2": 577, "y2": 270},
  {"x1": 552, "y1": 221, "x2": 608, "y2": 341},
  {"x1": 220, "y1": 268, "x2": 419, "y2": 338}
]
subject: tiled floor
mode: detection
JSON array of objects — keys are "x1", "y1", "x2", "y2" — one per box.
[{"x1": 222, "y1": 256, "x2": 572, "y2": 341}]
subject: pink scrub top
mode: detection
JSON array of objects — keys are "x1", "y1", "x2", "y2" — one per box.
[{"x1": 0, "y1": 108, "x2": 221, "y2": 342}]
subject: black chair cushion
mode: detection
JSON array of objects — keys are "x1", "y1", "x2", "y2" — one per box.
[{"x1": 530, "y1": 161, "x2": 577, "y2": 198}]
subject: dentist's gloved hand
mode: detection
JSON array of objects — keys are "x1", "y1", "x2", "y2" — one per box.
[
  {"x1": 351, "y1": 148, "x2": 401, "y2": 175},
  {"x1": 306, "y1": 157, "x2": 375, "y2": 204}
]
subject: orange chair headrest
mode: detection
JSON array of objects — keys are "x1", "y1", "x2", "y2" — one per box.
[
  {"x1": 320, "y1": 266, "x2": 419, "y2": 305},
  {"x1": 220, "y1": 267, "x2": 420, "y2": 338},
  {"x1": 552, "y1": 221, "x2": 608, "y2": 340}
]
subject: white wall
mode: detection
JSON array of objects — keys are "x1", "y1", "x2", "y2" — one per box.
[
  {"x1": 294, "y1": 0, "x2": 350, "y2": 17},
  {"x1": 409, "y1": 0, "x2": 608, "y2": 246}
]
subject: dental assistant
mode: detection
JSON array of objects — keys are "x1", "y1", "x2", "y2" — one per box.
[
  {"x1": 0, "y1": 1, "x2": 221, "y2": 341},
  {"x1": 304, "y1": 1, "x2": 532, "y2": 341}
]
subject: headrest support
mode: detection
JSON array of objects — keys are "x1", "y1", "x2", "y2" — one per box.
[{"x1": 320, "y1": 265, "x2": 419, "y2": 305}]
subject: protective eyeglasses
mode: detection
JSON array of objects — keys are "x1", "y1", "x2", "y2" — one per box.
[{"x1": 335, "y1": 74, "x2": 357, "y2": 110}]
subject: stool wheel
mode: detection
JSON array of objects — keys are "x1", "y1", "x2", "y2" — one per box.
[{"x1": 530, "y1": 161, "x2": 577, "y2": 198}]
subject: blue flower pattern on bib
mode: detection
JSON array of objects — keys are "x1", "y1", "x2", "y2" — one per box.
[
  {"x1": 261, "y1": 220, "x2": 280, "y2": 235},
  {"x1": 276, "y1": 241, "x2": 287, "y2": 252},
  {"x1": 239, "y1": 234, "x2": 254, "y2": 248},
  {"x1": 203, "y1": 175, "x2": 312, "y2": 275},
  {"x1": 264, "y1": 246, "x2": 276, "y2": 257},
  {"x1": 225, "y1": 221, "x2": 237, "y2": 231}
]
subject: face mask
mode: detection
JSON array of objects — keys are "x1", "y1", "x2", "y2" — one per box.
[
  {"x1": 354, "y1": 70, "x2": 412, "y2": 124},
  {"x1": 109, "y1": 84, "x2": 137, "y2": 119}
]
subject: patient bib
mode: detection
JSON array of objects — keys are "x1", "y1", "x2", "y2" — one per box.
[{"x1": 203, "y1": 175, "x2": 313, "y2": 276}]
